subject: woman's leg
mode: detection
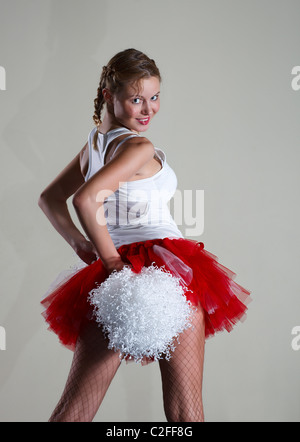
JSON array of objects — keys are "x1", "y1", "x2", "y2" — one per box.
[
  {"x1": 49, "y1": 320, "x2": 121, "y2": 422},
  {"x1": 159, "y1": 306, "x2": 206, "y2": 422}
]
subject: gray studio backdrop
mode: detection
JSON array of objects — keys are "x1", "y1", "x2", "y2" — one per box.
[{"x1": 0, "y1": 0, "x2": 299, "y2": 422}]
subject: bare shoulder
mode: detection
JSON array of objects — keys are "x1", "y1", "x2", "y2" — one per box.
[
  {"x1": 115, "y1": 134, "x2": 154, "y2": 155},
  {"x1": 112, "y1": 136, "x2": 155, "y2": 169},
  {"x1": 104, "y1": 133, "x2": 154, "y2": 166}
]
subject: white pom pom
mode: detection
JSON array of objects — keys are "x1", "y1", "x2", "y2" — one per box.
[{"x1": 88, "y1": 264, "x2": 195, "y2": 363}]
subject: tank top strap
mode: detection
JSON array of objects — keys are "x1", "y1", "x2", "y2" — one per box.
[
  {"x1": 110, "y1": 134, "x2": 141, "y2": 159},
  {"x1": 103, "y1": 128, "x2": 141, "y2": 159},
  {"x1": 104, "y1": 128, "x2": 140, "y2": 149}
]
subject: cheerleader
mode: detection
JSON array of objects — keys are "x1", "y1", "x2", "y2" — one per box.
[{"x1": 38, "y1": 48, "x2": 250, "y2": 422}]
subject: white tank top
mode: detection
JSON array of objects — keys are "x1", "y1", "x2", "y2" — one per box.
[{"x1": 84, "y1": 127, "x2": 184, "y2": 248}]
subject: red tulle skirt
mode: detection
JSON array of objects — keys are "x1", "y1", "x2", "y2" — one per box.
[{"x1": 41, "y1": 237, "x2": 251, "y2": 352}]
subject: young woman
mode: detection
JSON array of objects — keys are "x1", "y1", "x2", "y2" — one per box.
[{"x1": 39, "y1": 48, "x2": 250, "y2": 422}]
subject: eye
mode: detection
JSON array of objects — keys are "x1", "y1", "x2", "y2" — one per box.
[
  {"x1": 151, "y1": 94, "x2": 159, "y2": 101},
  {"x1": 132, "y1": 97, "x2": 141, "y2": 104}
]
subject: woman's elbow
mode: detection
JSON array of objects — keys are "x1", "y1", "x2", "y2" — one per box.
[
  {"x1": 73, "y1": 187, "x2": 110, "y2": 208},
  {"x1": 38, "y1": 191, "x2": 49, "y2": 208},
  {"x1": 72, "y1": 190, "x2": 93, "y2": 209},
  {"x1": 38, "y1": 187, "x2": 67, "y2": 207},
  {"x1": 72, "y1": 191, "x2": 84, "y2": 208}
]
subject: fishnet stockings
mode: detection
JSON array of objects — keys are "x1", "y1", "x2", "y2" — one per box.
[
  {"x1": 159, "y1": 306, "x2": 205, "y2": 422},
  {"x1": 49, "y1": 320, "x2": 121, "y2": 422},
  {"x1": 48, "y1": 306, "x2": 205, "y2": 422}
]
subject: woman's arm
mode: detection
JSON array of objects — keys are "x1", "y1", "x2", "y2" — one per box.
[
  {"x1": 38, "y1": 143, "x2": 98, "y2": 265},
  {"x1": 72, "y1": 136, "x2": 155, "y2": 272}
]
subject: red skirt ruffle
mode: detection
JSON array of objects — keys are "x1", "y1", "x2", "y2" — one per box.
[{"x1": 41, "y1": 237, "x2": 251, "y2": 351}]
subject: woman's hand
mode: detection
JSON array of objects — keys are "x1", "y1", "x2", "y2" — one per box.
[
  {"x1": 72, "y1": 238, "x2": 99, "y2": 265},
  {"x1": 71, "y1": 237, "x2": 127, "y2": 274},
  {"x1": 104, "y1": 255, "x2": 128, "y2": 276}
]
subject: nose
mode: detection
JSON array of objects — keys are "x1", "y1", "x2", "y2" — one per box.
[{"x1": 141, "y1": 100, "x2": 152, "y2": 116}]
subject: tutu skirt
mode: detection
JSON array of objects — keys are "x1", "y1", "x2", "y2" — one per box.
[{"x1": 41, "y1": 237, "x2": 251, "y2": 360}]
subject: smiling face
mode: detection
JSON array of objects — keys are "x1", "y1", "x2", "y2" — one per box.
[{"x1": 105, "y1": 76, "x2": 161, "y2": 133}]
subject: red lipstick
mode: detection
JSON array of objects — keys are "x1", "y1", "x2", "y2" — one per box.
[{"x1": 136, "y1": 116, "x2": 150, "y2": 125}]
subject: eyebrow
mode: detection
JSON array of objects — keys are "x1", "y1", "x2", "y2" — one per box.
[{"x1": 129, "y1": 91, "x2": 160, "y2": 98}]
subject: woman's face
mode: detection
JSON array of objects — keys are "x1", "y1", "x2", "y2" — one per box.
[{"x1": 108, "y1": 76, "x2": 160, "y2": 132}]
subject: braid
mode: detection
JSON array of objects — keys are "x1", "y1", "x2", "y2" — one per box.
[
  {"x1": 92, "y1": 69, "x2": 107, "y2": 150},
  {"x1": 93, "y1": 85, "x2": 104, "y2": 128}
]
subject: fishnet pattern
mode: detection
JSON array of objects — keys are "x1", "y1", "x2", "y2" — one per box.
[
  {"x1": 49, "y1": 320, "x2": 121, "y2": 422},
  {"x1": 48, "y1": 307, "x2": 205, "y2": 422},
  {"x1": 159, "y1": 306, "x2": 205, "y2": 422}
]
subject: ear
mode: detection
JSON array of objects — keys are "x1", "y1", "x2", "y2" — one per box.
[{"x1": 102, "y1": 88, "x2": 113, "y2": 104}]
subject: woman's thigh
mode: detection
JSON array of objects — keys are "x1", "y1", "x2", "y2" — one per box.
[
  {"x1": 50, "y1": 320, "x2": 121, "y2": 422},
  {"x1": 159, "y1": 306, "x2": 206, "y2": 422}
]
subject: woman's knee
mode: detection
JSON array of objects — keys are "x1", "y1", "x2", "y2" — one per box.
[{"x1": 163, "y1": 398, "x2": 204, "y2": 422}]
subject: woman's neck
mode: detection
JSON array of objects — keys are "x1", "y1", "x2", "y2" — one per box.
[{"x1": 99, "y1": 112, "x2": 139, "y2": 134}]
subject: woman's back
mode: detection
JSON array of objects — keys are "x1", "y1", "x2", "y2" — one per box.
[{"x1": 82, "y1": 126, "x2": 184, "y2": 248}]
